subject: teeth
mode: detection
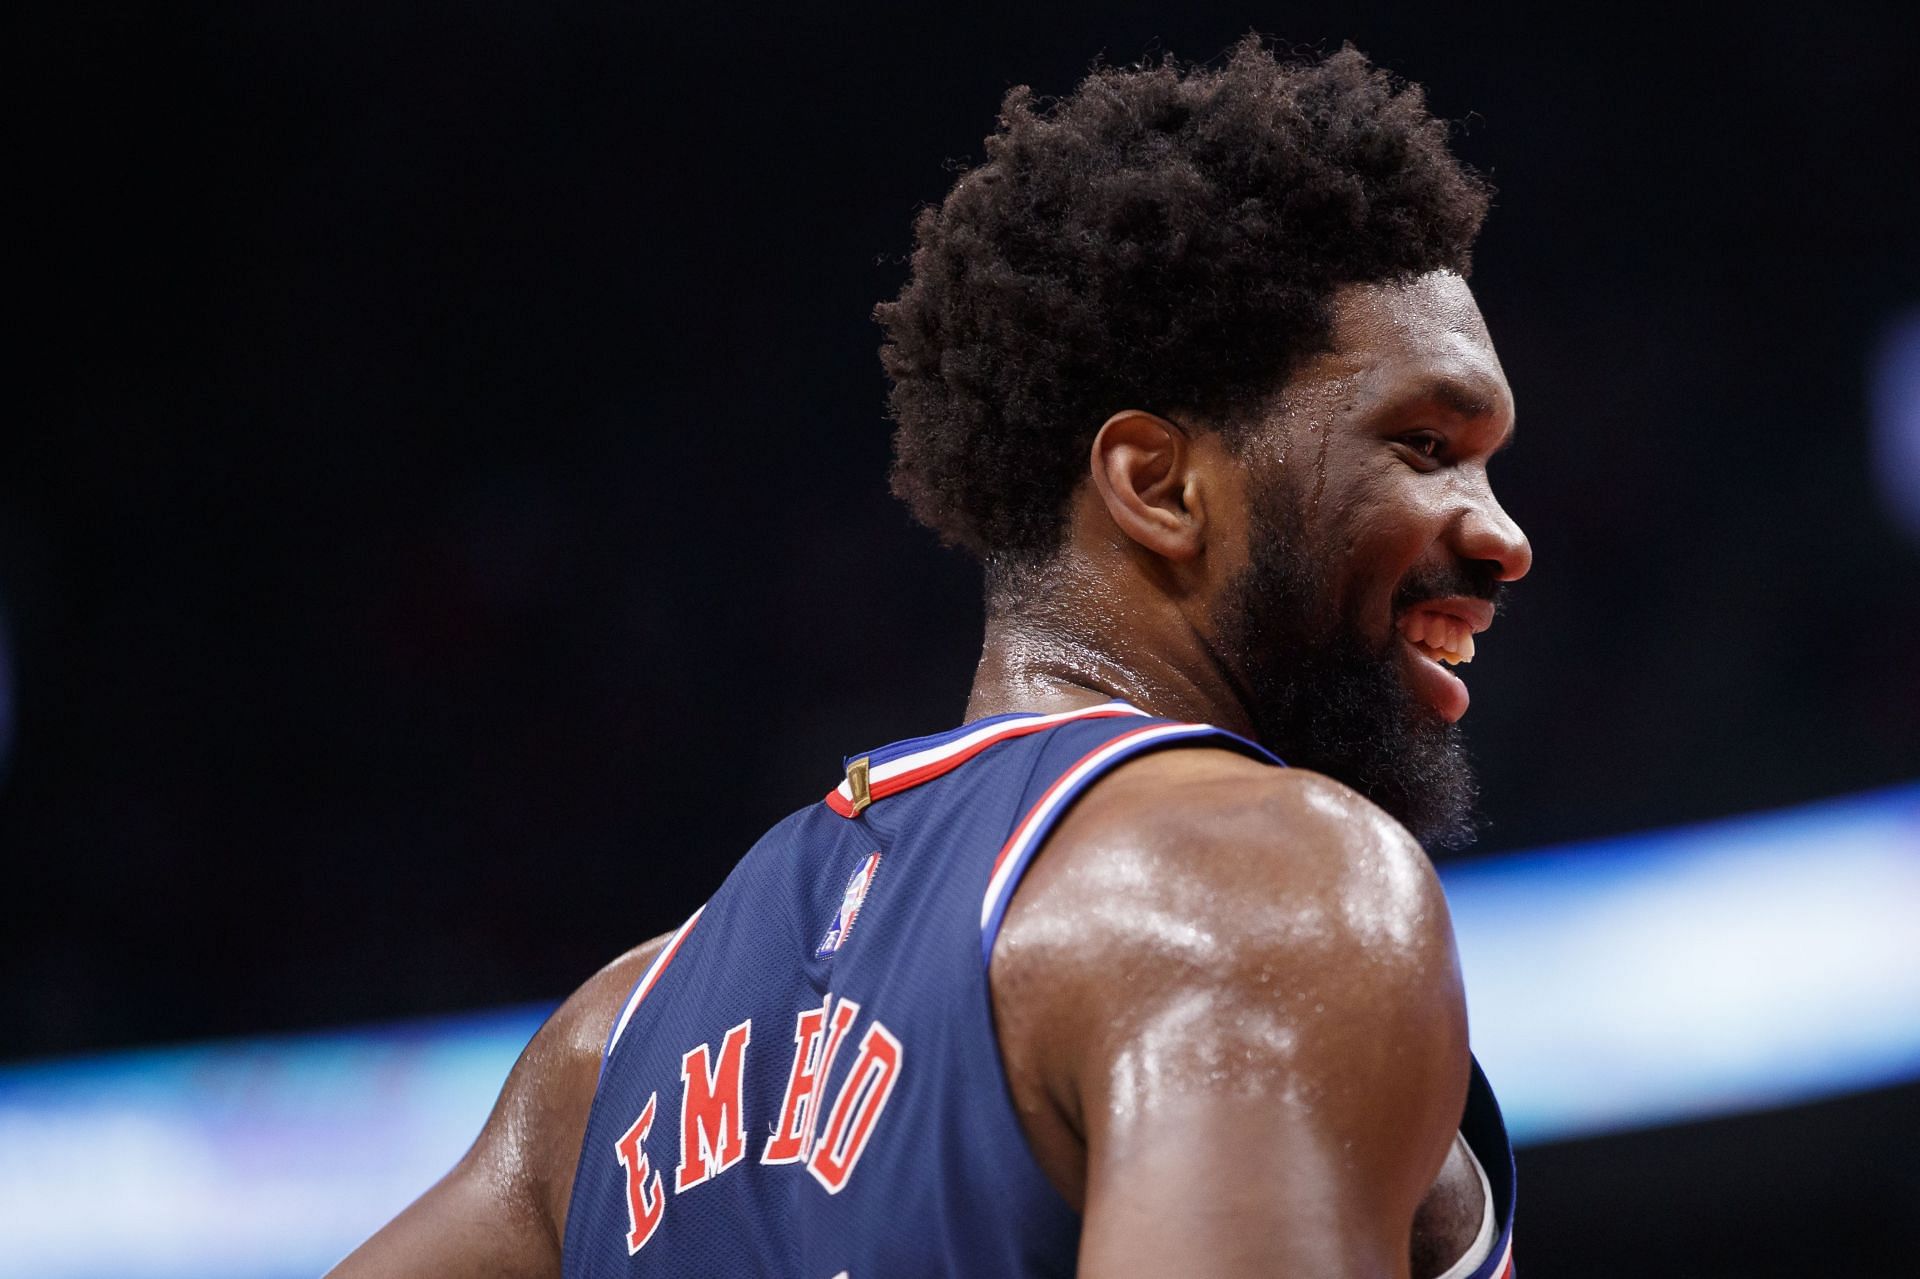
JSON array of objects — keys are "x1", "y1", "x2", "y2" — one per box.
[{"x1": 1397, "y1": 609, "x2": 1480, "y2": 666}]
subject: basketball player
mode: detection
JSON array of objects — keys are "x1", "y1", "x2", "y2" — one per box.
[{"x1": 333, "y1": 39, "x2": 1528, "y2": 1278}]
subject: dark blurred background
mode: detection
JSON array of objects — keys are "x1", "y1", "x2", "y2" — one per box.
[{"x1": 7, "y1": 1, "x2": 1919, "y2": 1273}]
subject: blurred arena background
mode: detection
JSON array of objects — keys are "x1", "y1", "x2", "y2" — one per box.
[{"x1": 6, "y1": 2, "x2": 1918, "y2": 1274}]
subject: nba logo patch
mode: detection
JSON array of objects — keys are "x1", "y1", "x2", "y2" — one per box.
[{"x1": 816, "y1": 851, "x2": 881, "y2": 959}]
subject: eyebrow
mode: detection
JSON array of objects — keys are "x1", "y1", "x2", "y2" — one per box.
[
  {"x1": 1414, "y1": 376, "x2": 1517, "y2": 451},
  {"x1": 1426, "y1": 379, "x2": 1497, "y2": 421}
]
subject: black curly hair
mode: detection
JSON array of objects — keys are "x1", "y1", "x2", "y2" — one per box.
[{"x1": 876, "y1": 37, "x2": 1490, "y2": 579}]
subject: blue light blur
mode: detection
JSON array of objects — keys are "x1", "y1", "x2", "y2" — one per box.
[
  {"x1": 1872, "y1": 307, "x2": 1920, "y2": 543},
  {"x1": 3, "y1": 784, "x2": 1916, "y2": 1277},
  {"x1": 0, "y1": 1006, "x2": 547, "y2": 1278},
  {"x1": 1448, "y1": 783, "x2": 1920, "y2": 1144}
]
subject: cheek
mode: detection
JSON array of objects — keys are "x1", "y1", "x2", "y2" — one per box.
[
  {"x1": 1349, "y1": 464, "x2": 1450, "y2": 550},
  {"x1": 1325, "y1": 479, "x2": 1444, "y2": 613}
]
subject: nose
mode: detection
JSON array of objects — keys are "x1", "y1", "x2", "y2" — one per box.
[{"x1": 1454, "y1": 478, "x2": 1532, "y2": 583}]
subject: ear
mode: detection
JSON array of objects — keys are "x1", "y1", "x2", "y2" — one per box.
[{"x1": 1087, "y1": 410, "x2": 1207, "y2": 563}]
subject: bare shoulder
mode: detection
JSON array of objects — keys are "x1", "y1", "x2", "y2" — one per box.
[
  {"x1": 990, "y1": 747, "x2": 1467, "y2": 1223},
  {"x1": 1000, "y1": 746, "x2": 1458, "y2": 987},
  {"x1": 326, "y1": 934, "x2": 669, "y2": 1278},
  {"x1": 488, "y1": 937, "x2": 671, "y2": 1229}
]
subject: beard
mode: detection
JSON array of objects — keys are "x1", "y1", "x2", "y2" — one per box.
[{"x1": 1211, "y1": 490, "x2": 1485, "y2": 852}]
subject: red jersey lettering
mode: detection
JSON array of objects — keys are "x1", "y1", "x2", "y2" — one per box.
[
  {"x1": 808, "y1": 1020, "x2": 903, "y2": 1194},
  {"x1": 675, "y1": 1018, "x2": 753, "y2": 1193},
  {"x1": 763, "y1": 996, "x2": 860, "y2": 1165},
  {"x1": 613, "y1": 1093, "x2": 666, "y2": 1253}
]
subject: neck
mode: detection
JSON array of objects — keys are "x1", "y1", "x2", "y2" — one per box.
[{"x1": 963, "y1": 578, "x2": 1258, "y2": 739}]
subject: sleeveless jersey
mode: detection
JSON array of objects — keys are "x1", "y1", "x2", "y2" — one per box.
[{"x1": 561, "y1": 702, "x2": 1518, "y2": 1278}]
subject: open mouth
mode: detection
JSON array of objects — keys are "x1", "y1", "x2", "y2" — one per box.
[
  {"x1": 1399, "y1": 608, "x2": 1477, "y2": 665},
  {"x1": 1393, "y1": 598, "x2": 1494, "y2": 722}
]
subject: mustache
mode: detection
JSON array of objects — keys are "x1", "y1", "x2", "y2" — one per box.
[{"x1": 1391, "y1": 563, "x2": 1506, "y2": 616}]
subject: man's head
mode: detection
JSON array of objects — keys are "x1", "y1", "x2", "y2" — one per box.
[
  {"x1": 1209, "y1": 273, "x2": 1528, "y2": 849},
  {"x1": 877, "y1": 40, "x2": 1529, "y2": 845}
]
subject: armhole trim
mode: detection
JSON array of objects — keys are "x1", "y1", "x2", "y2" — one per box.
[
  {"x1": 978, "y1": 721, "x2": 1277, "y2": 962},
  {"x1": 1461, "y1": 1055, "x2": 1519, "y2": 1279},
  {"x1": 600, "y1": 904, "x2": 705, "y2": 1076},
  {"x1": 1431, "y1": 1137, "x2": 1497, "y2": 1279}
]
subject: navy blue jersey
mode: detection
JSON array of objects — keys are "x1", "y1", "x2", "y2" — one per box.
[{"x1": 561, "y1": 702, "x2": 1517, "y2": 1278}]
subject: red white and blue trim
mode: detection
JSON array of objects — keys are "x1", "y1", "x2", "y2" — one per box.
[
  {"x1": 1460, "y1": 1054, "x2": 1519, "y2": 1279},
  {"x1": 978, "y1": 720, "x2": 1276, "y2": 961},
  {"x1": 819, "y1": 701, "x2": 1280, "y2": 962},
  {"x1": 603, "y1": 905, "x2": 706, "y2": 1066},
  {"x1": 824, "y1": 702, "x2": 1150, "y2": 817}
]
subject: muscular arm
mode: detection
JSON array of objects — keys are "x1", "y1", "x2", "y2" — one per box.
[
  {"x1": 325, "y1": 934, "x2": 670, "y2": 1278},
  {"x1": 992, "y1": 751, "x2": 1469, "y2": 1278}
]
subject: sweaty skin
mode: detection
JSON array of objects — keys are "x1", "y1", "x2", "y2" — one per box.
[
  {"x1": 328, "y1": 271, "x2": 1529, "y2": 1278},
  {"x1": 991, "y1": 752, "x2": 1471, "y2": 1276}
]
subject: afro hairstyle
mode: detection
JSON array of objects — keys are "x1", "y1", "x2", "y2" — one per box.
[{"x1": 875, "y1": 36, "x2": 1491, "y2": 575}]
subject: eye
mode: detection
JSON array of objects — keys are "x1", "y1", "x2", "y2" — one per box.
[{"x1": 1400, "y1": 432, "x2": 1446, "y2": 463}]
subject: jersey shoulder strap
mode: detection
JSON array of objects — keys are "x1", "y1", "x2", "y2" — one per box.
[{"x1": 970, "y1": 707, "x2": 1282, "y2": 962}]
